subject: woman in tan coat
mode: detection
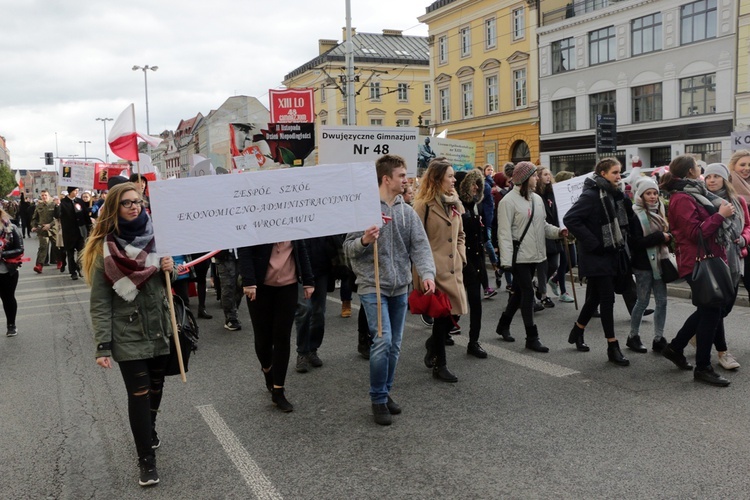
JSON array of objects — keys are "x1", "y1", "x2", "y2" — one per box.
[{"x1": 414, "y1": 158, "x2": 468, "y2": 382}]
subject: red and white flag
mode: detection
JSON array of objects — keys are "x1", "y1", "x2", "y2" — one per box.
[{"x1": 108, "y1": 104, "x2": 163, "y2": 161}]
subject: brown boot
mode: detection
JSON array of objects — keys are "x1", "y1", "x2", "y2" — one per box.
[{"x1": 341, "y1": 300, "x2": 352, "y2": 318}]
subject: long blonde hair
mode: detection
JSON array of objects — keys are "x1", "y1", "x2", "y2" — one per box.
[
  {"x1": 414, "y1": 157, "x2": 453, "y2": 207},
  {"x1": 81, "y1": 183, "x2": 140, "y2": 284}
]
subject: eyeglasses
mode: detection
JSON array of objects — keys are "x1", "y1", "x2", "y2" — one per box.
[{"x1": 119, "y1": 199, "x2": 144, "y2": 208}]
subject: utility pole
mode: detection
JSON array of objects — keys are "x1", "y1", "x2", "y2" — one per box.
[
  {"x1": 96, "y1": 117, "x2": 113, "y2": 163},
  {"x1": 345, "y1": 0, "x2": 356, "y2": 126}
]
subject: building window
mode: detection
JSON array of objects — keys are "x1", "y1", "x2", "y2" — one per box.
[
  {"x1": 396, "y1": 119, "x2": 411, "y2": 127},
  {"x1": 681, "y1": 0, "x2": 717, "y2": 45},
  {"x1": 512, "y1": 8, "x2": 525, "y2": 40},
  {"x1": 589, "y1": 91, "x2": 616, "y2": 128},
  {"x1": 320, "y1": 84, "x2": 326, "y2": 103},
  {"x1": 440, "y1": 88, "x2": 450, "y2": 121},
  {"x1": 551, "y1": 37, "x2": 575, "y2": 74},
  {"x1": 589, "y1": 26, "x2": 616, "y2": 65},
  {"x1": 342, "y1": 118, "x2": 348, "y2": 125},
  {"x1": 486, "y1": 76, "x2": 499, "y2": 113},
  {"x1": 582, "y1": 0, "x2": 610, "y2": 13},
  {"x1": 513, "y1": 68, "x2": 527, "y2": 108},
  {"x1": 422, "y1": 119, "x2": 431, "y2": 126},
  {"x1": 632, "y1": 13, "x2": 662, "y2": 56},
  {"x1": 632, "y1": 83, "x2": 662, "y2": 123},
  {"x1": 680, "y1": 73, "x2": 716, "y2": 116},
  {"x1": 370, "y1": 119, "x2": 383, "y2": 126},
  {"x1": 424, "y1": 83, "x2": 432, "y2": 103},
  {"x1": 438, "y1": 35, "x2": 448, "y2": 64},
  {"x1": 485, "y1": 18, "x2": 497, "y2": 49},
  {"x1": 369, "y1": 82, "x2": 381, "y2": 101},
  {"x1": 460, "y1": 26, "x2": 471, "y2": 57},
  {"x1": 321, "y1": 119, "x2": 327, "y2": 126},
  {"x1": 553, "y1": 98, "x2": 577, "y2": 133},
  {"x1": 686, "y1": 142, "x2": 722, "y2": 164},
  {"x1": 398, "y1": 83, "x2": 408, "y2": 102},
  {"x1": 462, "y1": 82, "x2": 474, "y2": 118}
]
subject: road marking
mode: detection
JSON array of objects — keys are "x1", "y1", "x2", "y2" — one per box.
[
  {"x1": 448, "y1": 334, "x2": 580, "y2": 378},
  {"x1": 197, "y1": 404, "x2": 283, "y2": 500},
  {"x1": 17, "y1": 299, "x2": 90, "y2": 310},
  {"x1": 326, "y1": 295, "x2": 579, "y2": 378},
  {"x1": 16, "y1": 284, "x2": 90, "y2": 295}
]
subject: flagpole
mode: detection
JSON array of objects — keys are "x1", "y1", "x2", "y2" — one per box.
[{"x1": 131, "y1": 104, "x2": 142, "y2": 182}]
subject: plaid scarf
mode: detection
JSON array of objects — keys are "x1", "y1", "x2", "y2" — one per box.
[
  {"x1": 670, "y1": 178, "x2": 732, "y2": 249},
  {"x1": 103, "y1": 209, "x2": 160, "y2": 302}
]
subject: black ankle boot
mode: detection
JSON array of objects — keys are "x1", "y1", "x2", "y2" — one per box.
[
  {"x1": 568, "y1": 324, "x2": 590, "y2": 352},
  {"x1": 525, "y1": 325, "x2": 549, "y2": 353},
  {"x1": 495, "y1": 313, "x2": 515, "y2": 342},
  {"x1": 607, "y1": 340, "x2": 630, "y2": 366},
  {"x1": 271, "y1": 387, "x2": 294, "y2": 412},
  {"x1": 626, "y1": 335, "x2": 648, "y2": 353},
  {"x1": 432, "y1": 365, "x2": 458, "y2": 382}
]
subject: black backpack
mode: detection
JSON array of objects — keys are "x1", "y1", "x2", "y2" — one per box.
[{"x1": 165, "y1": 295, "x2": 199, "y2": 376}]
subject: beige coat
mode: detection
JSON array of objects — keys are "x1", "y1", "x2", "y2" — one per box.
[{"x1": 413, "y1": 194, "x2": 468, "y2": 315}]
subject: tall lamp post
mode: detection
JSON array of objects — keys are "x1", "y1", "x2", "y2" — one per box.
[
  {"x1": 95, "y1": 117, "x2": 113, "y2": 163},
  {"x1": 132, "y1": 65, "x2": 158, "y2": 136},
  {"x1": 79, "y1": 141, "x2": 92, "y2": 161}
]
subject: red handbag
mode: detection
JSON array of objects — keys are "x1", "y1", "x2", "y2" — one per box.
[{"x1": 408, "y1": 289, "x2": 452, "y2": 318}]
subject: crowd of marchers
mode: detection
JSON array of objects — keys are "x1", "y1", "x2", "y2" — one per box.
[{"x1": 5, "y1": 151, "x2": 750, "y2": 487}]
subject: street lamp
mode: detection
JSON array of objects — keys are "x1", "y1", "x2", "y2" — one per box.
[
  {"x1": 95, "y1": 117, "x2": 113, "y2": 163},
  {"x1": 132, "y1": 65, "x2": 158, "y2": 136},
  {"x1": 79, "y1": 141, "x2": 92, "y2": 161}
]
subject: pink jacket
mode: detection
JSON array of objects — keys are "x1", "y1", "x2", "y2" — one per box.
[
  {"x1": 669, "y1": 192, "x2": 727, "y2": 278},
  {"x1": 737, "y1": 197, "x2": 750, "y2": 259}
]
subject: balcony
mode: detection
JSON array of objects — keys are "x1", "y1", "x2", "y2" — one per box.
[{"x1": 542, "y1": 0, "x2": 632, "y2": 27}]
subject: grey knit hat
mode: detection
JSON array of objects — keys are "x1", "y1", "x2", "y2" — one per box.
[{"x1": 704, "y1": 163, "x2": 729, "y2": 181}]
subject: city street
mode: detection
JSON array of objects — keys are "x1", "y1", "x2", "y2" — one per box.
[{"x1": 2, "y1": 236, "x2": 749, "y2": 499}]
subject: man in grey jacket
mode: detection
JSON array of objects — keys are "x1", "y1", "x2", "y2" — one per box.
[{"x1": 345, "y1": 155, "x2": 436, "y2": 426}]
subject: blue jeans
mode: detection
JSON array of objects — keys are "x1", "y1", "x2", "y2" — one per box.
[
  {"x1": 484, "y1": 227, "x2": 498, "y2": 265},
  {"x1": 359, "y1": 293, "x2": 408, "y2": 404},
  {"x1": 629, "y1": 268, "x2": 667, "y2": 340},
  {"x1": 295, "y1": 274, "x2": 328, "y2": 354}
]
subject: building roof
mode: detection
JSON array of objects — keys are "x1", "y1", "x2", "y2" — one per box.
[
  {"x1": 285, "y1": 32, "x2": 429, "y2": 80},
  {"x1": 425, "y1": 0, "x2": 458, "y2": 14}
]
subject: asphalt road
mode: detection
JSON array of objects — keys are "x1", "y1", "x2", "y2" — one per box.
[{"x1": 2, "y1": 236, "x2": 749, "y2": 499}]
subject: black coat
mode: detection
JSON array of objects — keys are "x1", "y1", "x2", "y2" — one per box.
[
  {"x1": 540, "y1": 189, "x2": 563, "y2": 255},
  {"x1": 627, "y1": 211, "x2": 668, "y2": 272},
  {"x1": 563, "y1": 178, "x2": 632, "y2": 278},
  {"x1": 1, "y1": 222, "x2": 24, "y2": 272},
  {"x1": 238, "y1": 241, "x2": 314, "y2": 288},
  {"x1": 460, "y1": 200, "x2": 485, "y2": 286},
  {"x1": 55, "y1": 197, "x2": 85, "y2": 249}
]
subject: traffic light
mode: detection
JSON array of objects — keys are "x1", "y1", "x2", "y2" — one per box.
[{"x1": 44, "y1": 152, "x2": 53, "y2": 165}]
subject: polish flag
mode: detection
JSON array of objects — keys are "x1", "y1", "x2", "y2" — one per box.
[{"x1": 108, "y1": 104, "x2": 163, "y2": 161}]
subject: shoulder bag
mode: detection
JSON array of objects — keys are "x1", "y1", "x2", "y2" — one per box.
[{"x1": 691, "y1": 228, "x2": 734, "y2": 309}]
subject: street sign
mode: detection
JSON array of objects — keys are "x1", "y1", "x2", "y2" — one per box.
[{"x1": 596, "y1": 114, "x2": 617, "y2": 156}]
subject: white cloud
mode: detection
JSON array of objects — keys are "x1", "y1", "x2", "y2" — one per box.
[{"x1": 0, "y1": 0, "x2": 428, "y2": 170}]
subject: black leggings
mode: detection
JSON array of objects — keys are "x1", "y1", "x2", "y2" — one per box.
[
  {"x1": 465, "y1": 280, "x2": 482, "y2": 343},
  {"x1": 192, "y1": 255, "x2": 211, "y2": 309},
  {"x1": 577, "y1": 276, "x2": 616, "y2": 338},
  {"x1": 0, "y1": 271, "x2": 18, "y2": 326},
  {"x1": 118, "y1": 355, "x2": 169, "y2": 459},
  {"x1": 505, "y1": 263, "x2": 536, "y2": 328},
  {"x1": 247, "y1": 283, "x2": 298, "y2": 388}
]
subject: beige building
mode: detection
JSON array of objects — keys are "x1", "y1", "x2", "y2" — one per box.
[
  {"x1": 736, "y1": 0, "x2": 750, "y2": 131},
  {"x1": 283, "y1": 29, "x2": 431, "y2": 133},
  {"x1": 418, "y1": 0, "x2": 538, "y2": 166}
]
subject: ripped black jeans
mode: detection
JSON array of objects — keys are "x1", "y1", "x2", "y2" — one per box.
[{"x1": 118, "y1": 355, "x2": 169, "y2": 459}]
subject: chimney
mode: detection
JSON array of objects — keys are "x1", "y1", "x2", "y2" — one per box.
[
  {"x1": 319, "y1": 39, "x2": 338, "y2": 55},
  {"x1": 382, "y1": 29, "x2": 403, "y2": 37},
  {"x1": 342, "y1": 26, "x2": 356, "y2": 41}
]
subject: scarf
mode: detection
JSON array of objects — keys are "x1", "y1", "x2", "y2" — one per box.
[
  {"x1": 670, "y1": 178, "x2": 732, "y2": 248},
  {"x1": 593, "y1": 175, "x2": 628, "y2": 250},
  {"x1": 731, "y1": 172, "x2": 750, "y2": 203},
  {"x1": 103, "y1": 209, "x2": 161, "y2": 302},
  {"x1": 633, "y1": 197, "x2": 670, "y2": 278},
  {"x1": 440, "y1": 192, "x2": 463, "y2": 218},
  {"x1": 714, "y1": 187, "x2": 743, "y2": 286}
]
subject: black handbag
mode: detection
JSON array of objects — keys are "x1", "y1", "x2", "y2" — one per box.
[
  {"x1": 658, "y1": 254, "x2": 680, "y2": 283},
  {"x1": 613, "y1": 246, "x2": 632, "y2": 294},
  {"x1": 691, "y1": 229, "x2": 734, "y2": 308}
]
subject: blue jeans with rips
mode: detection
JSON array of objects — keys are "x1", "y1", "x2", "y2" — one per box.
[
  {"x1": 359, "y1": 292, "x2": 408, "y2": 404},
  {"x1": 629, "y1": 268, "x2": 667, "y2": 341}
]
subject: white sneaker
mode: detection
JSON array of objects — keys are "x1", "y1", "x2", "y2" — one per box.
[
  {"x1": 718, "y1": 352, "x2": 740, "y2": 370},
  {"x1": 559, "y1": 292, "x2": 574, "y2": 303}
]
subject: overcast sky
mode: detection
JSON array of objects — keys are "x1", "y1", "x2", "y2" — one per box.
[{"x1": 0, "y1": 1, "x2": 429, "y2": 171}]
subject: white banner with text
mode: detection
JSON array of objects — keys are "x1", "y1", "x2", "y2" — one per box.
[
  {"x1": 551, "y1": 173, "x2": 594, "y2": 228},
  {"x1": 59, "y1": 160, "x2": 96, "y2": 189},
  {"x1": 149, "y1": 163, "x2": 382, "y2": 255},
  {"x1": 318, "y1": 125, "x2": 419, "y2": 176}
]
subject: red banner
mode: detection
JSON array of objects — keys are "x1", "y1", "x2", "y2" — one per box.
[
  {"x1": 269, "y1": 88, "x2": 314, "y2": 124},
  {"x1": 94, "y1": 164, "x2": 131, "y2": 191}
]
